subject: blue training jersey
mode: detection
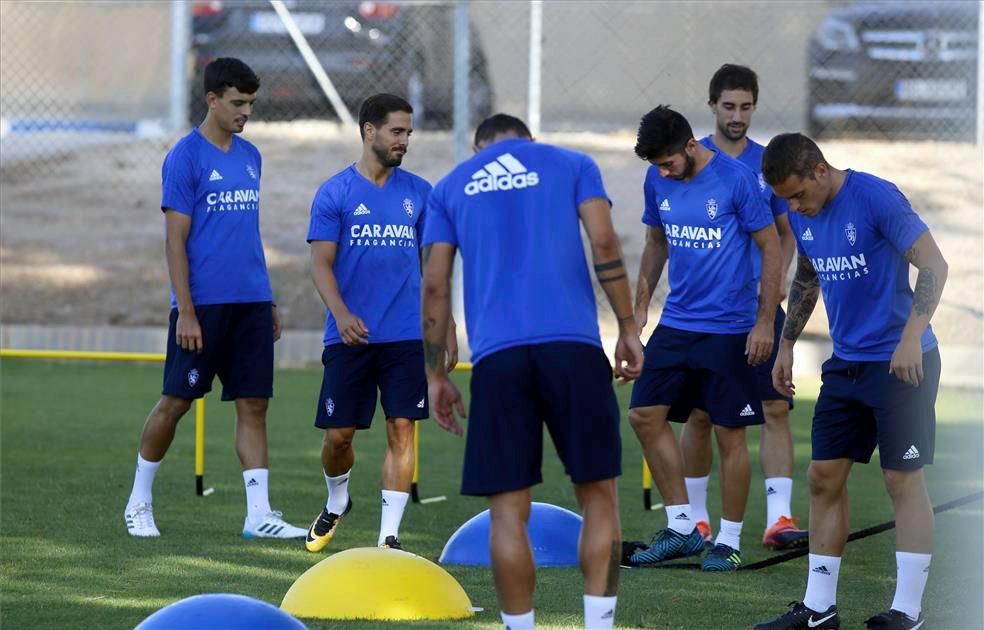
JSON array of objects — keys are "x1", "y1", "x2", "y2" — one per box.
[
  {"x1": 160, "y1": 128, "x2": 272, "y2": 307},
  {"x1": 790, "y1": 170, "x2": 937, "y2": 361},
  {"x1": 700, "y1": 135, "x2": 789, "y2": 281},
  {"x1": 643, "y1": 150, "x2": 774, "y2": 334},
  {"x1": 423, "y1": 138, "x2": 607, "y2": 364},
  {"x1": 307, "y1": 165, "x2": 431, "y2": 346}
]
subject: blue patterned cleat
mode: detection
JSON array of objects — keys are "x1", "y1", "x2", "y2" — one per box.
[
  {"x1": 700, "y1": 542, "x2": 742, "y2": 571},
  {"x1": 627, "y1": 528, "x2": 706, "y2": 566}
]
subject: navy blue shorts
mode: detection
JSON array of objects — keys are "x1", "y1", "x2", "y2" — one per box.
[
  {"x1": 812, "y1": 347, "x2": 940, "y2": 470},
  {"x1": 161, "y1": 302, "x2": 274, "y2": 401},
  {"x1": 630, "y1": 325, "x2": 764, "y2": 427},
  {"x1": 462, "y1": 342, "x2": 622, "y2": 496},
  {"x1": 755, "y1": 306, "x2": 794, "y2": 408},
  {"x1": 314, "y1": 340, "x2": 428, "y2": 430}
]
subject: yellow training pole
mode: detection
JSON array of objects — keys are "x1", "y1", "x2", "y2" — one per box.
[
  {"x1": 411, "y1": 422, "x2": 420, "y2": 503},
  {"x1": 642, "y1": 456, "x2": 653, "y2": 510},
  {"x1": 0, "y1": 349, "x2": 165, "y2": 362},
  {"x1": 195, "y1": 398, "x2": 205, "y2": 496}
]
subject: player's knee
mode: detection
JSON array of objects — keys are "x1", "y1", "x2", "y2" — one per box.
[
  {"x1": 156, "y1": 396, "x2": 192, "y2": 422},
  {"x1": 324, "y1": 428, "x2": 354, "y2": 453},
  {"x1": 628, "y1": 408, "x2": 660, "y2": 434},
  {"x1": 688, "y1": 409, "x2": 712, "y2": 429},
  {"x1": 807, "y1": 461, "x2": 845, "y2": 497},
  {"x1": 236, "y1": 397, "x2": 268, "y2": 417},
  {"x1": 882, "y1": 468, "x2": 925, "y2": 501},
  {"x1": 385, "y1": 419, "x2": 414, "y2": 453},
  {"x1": 714, "y1": 426, "x2": 747, "y2": 456},
  {"x1": 762, "y1": 401, "x2": 791, "y2": 427}
]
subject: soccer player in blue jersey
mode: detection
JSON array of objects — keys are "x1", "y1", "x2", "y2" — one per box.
[
  {"x1": 679, "y1": 64, "x2": 807, "y2": 551},
  {"x1": 421, "y1": 114, "x2": 644, "y2": 630},
  {"x1": 123, "y1": 58, "x2": 306, "y2": 540},
  {"x1": 304, "y1": 94, "x2": 456, "y2": 554},
  {"x1": 626, "y1": 106, "x2": 782, "y2": 572},
  {"x1": 754, "y1": 134, "x2": 947, "y2": 630}
]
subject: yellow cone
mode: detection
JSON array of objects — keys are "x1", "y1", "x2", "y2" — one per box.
[{"x1": 281, "y1": 547, "x2": 475, "y2": 621}]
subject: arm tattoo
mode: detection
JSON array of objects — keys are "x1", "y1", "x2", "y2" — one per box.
[
  {"x1": 423, "y1": 339, "x2": 446, "y2": 369},
  {"x1": 605, "y1": 540, "x2": 620, "y2": 596},
  {"x1": 598, "y1": 273, "x2": 628, "y2": 284},
  {"x1": 782, "y1": 254, "x2": 820, "y2": 342},
  {"x1": 423, "y1": 317, "x2": 437, "y2": 331},
  {"x1": 594, "y1": 259, "x2": 624, "y2": 272},
  {"x1": 912, "y1": 268, "x2": 938, "y2": 316}
]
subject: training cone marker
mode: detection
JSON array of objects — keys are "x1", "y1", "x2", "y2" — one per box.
[
  {"x1": 280, "y1": 547, "x2": 474, "y2": 621},
  {"x1": 136, "y1": 593, "x2": 306, "y2": 630},
  {"x1": 439, "y1": 501, "x2": 583, "y2": 567}
]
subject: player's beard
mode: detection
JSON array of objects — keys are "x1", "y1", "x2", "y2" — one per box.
[
  {"x1": 675, "y1": 153, "x2": 696, "y2": 180},
  {"x1": 719, "y1": 121, "x2": 747, "y2": 142},
  {"x1": 372, "y1": 140, "x2": 405, "y2": 167}
]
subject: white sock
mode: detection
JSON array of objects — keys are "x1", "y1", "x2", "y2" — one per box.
[
  {"x1": 715, "y1": 518, "x2": 743, "y2": 551},
  {"x1": 803, "y1": 554, "x2": 841, "y2": 612},
  {"x1": 891, "y1": 551, "x2": 931, "y2": 620},
  {"x1": 127, "y1": 454, "x2": 161, "y2": 509},
  {"x1": 501, "y1": 610, "x2": 534, "y2": 630},
  {"x1": 584, "y1": 594, "x2": 616, "y2": 629},
  {"x1": 765, "y1": 477, "x2": 794, "y2": 524},
  {"x1": 378, "y1": 489, "x2": 410, "y2": 545},
  {"x1": 243, "y1": 468, "x2": 271, "y2": 521},
  {"x1": 684, "y1": 476, "x2": 710, "y2": 524},
  {"x1": 665, "y1": 503, "x2": 694, "y2": 535},
  {"x1": 325, "y1": 469, "x2": 351, "y2": 514}
]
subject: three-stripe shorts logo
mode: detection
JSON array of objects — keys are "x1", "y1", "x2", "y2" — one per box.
[{"x1": 464, "y1": 152, "x2": 540, "y2": 196}]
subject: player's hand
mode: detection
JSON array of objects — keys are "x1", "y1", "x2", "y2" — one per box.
[
  {"x1": 614, "y1": 332, "x2": 644, "y2": 384},
  {"x1": 889, "y1": 335, "x2": 923, "y2": 387},
  {"x1": 176, "y1": 309, "x2": 203, "y2": 354},
  {"x1": 445, "y1": 323, "x2": 459, "y2": 372},
  {"x1": 772, "y1": 341, "x2": 795, "y2": 397},
  {"x1": 746, "y1": 319, "x2": 774, "y2": 366},
  {"x1": 271, "y1": 304, "x2": 283, "y2": 342},
  {"x1": 337, "y1": 311, "x2": 369, "y2": 345},
  {"x1": 428, "y1": 376, "x2": 465, "y2": 436}
]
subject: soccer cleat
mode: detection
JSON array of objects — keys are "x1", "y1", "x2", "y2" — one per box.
[
  {"x1": 696, "y1": 520, "x2": 714, "y2": 546},
  {"x1": 124, "y1": 502, "x2": 160, "y2": 537},
  {"x1": 754, "y1": 602, "x2": 840, "y2": 629},
  {"x1": 379, "y1": 535, "x2": 405, "y2": 551},
  {"x1": 243, "y1": 510, "x2": 307, "y2": 540},
  {"x1": 864, "y1": 610, "x2": 925, "y2": 629},
  {"x1": 701, "y1": 543, "x2": 742, "y2": 571},
  {"x1": 626, "y1": 528, "x2": 706, "y2": 566},
  {"x1": 763, "y1": 515, "x2": 809, "y2": 550},
  {"x1": 305, "y1": 498, "x2": 353, "y2": 552}
]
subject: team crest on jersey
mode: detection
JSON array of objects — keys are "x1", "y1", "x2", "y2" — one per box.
[
  {"x1": 325, "y1": 397, "x2": 335, "y2": 416},
  {"x1": 845, "y1": 222, "x2": 857, "y2": 246},
  {"x1": 187, "y1": 368, "x2": 199, "y2": 387},
  {"x1": 246, "y1": 165, "x2": 257, "y2": 180},
  {"x1": 403, "y1": 198, "x2": 414, "y2": 218},
  {"x1": 705, "y1": 198, "x2": 718, "y2": 220},
  {"x1": 757, "y1": 173, "x2": 767, "y2": 192}
]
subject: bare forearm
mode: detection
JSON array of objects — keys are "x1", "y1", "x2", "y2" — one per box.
[
  {"x1": 757, "y1": 239, "x2": 781, "y2": 322},
  {"x1": 634, "y1": 240, "x2": 667, "y2": 314},
  {"x1": 422, "y1": 282, "x2": 451, "y2": 377},
  {"x1": 593, "y1": 254, "x2": 637, "y2": 332},
  {"x1": 902, "y1": 251, "x2": 948, "y2": 340},
  {"x1": 165, "y1": 237, "x2": 194, "y2": 312},
  {"x1": 781, "y1": 255, "x2": 820, "y2": 344},
  {"x1": 311, "y1": 265, "x2": 350, "y2": 319}
]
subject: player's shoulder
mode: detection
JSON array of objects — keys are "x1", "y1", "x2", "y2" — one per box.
[
  {"x1": 165, "y1": 129, "x2": 204, "y2": 162},
  {"x1": 393, "y1": 167, "x2": 432, "y2": 193},
  {"x1": 233, "y1": 134, "x2": 261, "y2": 158},
  {"x1": 698, "y1": 134, "x2": 715, "y2": 150},
  {"x1": 314, "y1": 165, "x2": 359, "y2": 200},
  {"x1": 850, "y1": 170, "x2": 899, "y2": 194},
  {"x1": 743, "y1": 138, "x2": 765, "y2": 161},
  {"x1": 711, "y1": 150, "x2": 757, "y2": 183}
]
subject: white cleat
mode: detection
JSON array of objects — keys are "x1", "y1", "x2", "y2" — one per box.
[
  {"x1": 125, "y1": 502, "x2": 161, "y2": 537},
  {"x1": 243, "y1": 510, "x2": 307, "y2": 539}
]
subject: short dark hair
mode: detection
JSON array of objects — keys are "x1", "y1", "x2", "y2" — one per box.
[
  {"x1": 474, "y1": 113, "x2": 532, "y2": 147},
  {"x1": 761, "y1": 133, "x2": 827, "y2": 186},
  {"x1": 204, "y1": 58, "x2": 260, "y2": 97},
  {"x1": 358, "y1": 93, "x2": 413, "y2": 139},
  {"x1": 634, "y1": 105, "x2": 694, "y2": 161},
  {"x1": 708, "y1": 64, "x2": 759, "y2": 105}
]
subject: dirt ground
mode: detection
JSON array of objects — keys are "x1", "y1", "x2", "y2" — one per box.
[{"x1": 1, "y1": 123, "x2": 981, "y2": 350}]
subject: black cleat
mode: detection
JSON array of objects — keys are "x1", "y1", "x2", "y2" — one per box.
[
  {"x1": 754, "y1": 601, "x2": 840, "y2": 629},
  {"x1": 864, "y1": 610, "x2": 925, "y2": 629},
  {"x1": 304, "y1": 497, "x2": 353, "y2": 553},
  {"x1": 379, "y1": 535, "x2": 404, "y2": 551}
]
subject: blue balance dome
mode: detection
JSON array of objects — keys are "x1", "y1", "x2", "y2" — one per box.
[
  {"x1": 439, "y1": 501, "x2": 582, "y2": 567},
  {"x1": 136, "y1": 593, "x2": 306, "y2": 630}
]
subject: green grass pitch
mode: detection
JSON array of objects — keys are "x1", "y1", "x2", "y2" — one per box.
[{"x1": 1, "y1": 358, "x2": 981, "y2": 628}]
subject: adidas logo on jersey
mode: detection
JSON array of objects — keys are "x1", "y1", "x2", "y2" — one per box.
[
  {"x1": 353, "y1": 203, "x2": 371, "y2": 216},
  {"x1": 903, "y1": 445, "x2": 920, "y2": 460},
  {"x1": 209, "y1": 169, "x2": 223, "y2": 181},
  {"x1": 740, "y1": 404, "x2": 755, "y2": 417},
  {"x1": 802, "y1": 227, "x2": 814, "y2": 241},
  {"x1": 417, "y1": 397, "x2": 425, "y2": 409},
  {"x1": 465, "y1": 153, "x2": 539, "y2": 196},
  {"x1": 812, "y1": 565, "x2": 831, "y2": 575},
  {"x1": 659, "y1": 198, "x2": 671, "y2": 212}
]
